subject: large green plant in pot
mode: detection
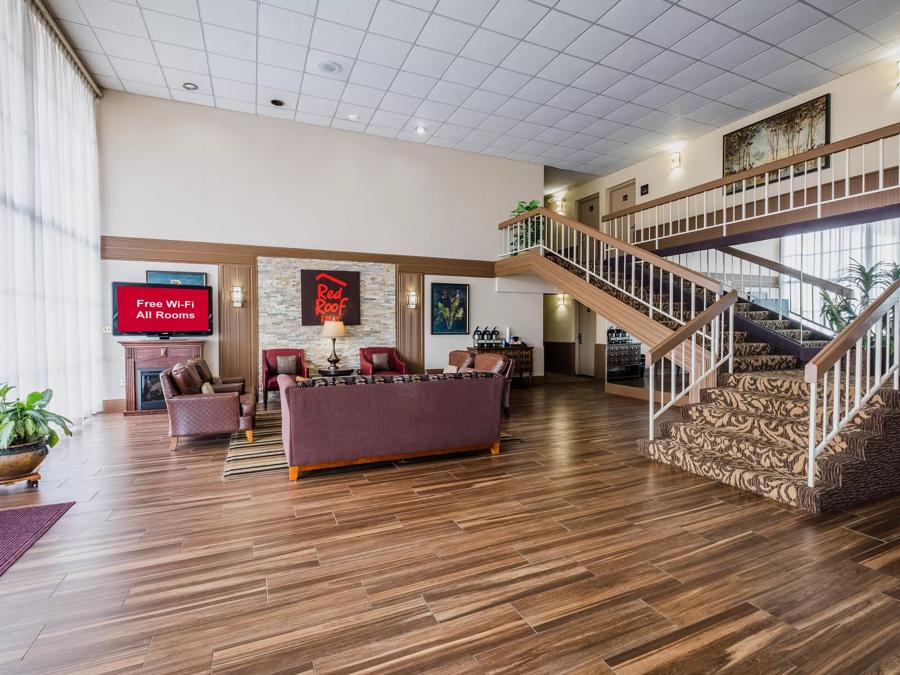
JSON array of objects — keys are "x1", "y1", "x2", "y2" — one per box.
[
  {"x1": 509, "y1": 200, "x2": 542, "y2": 253},
  {"x1": 0, "y1": 385, "x2": 72, "y2": 483}
]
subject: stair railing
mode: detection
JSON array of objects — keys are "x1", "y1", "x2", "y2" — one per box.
[
  {"x1": 498, "y1": 207, "x2": 722, "y2": 327},
  {"x1": 645, "y1": 291, "x2": 738, "y2": 439},
  {"x1": 602, "y1": 122, "x2": 900, "y2": 249},
  {"x1": 805, "y1": 279, "x2": 900, "y2": 487},
  {"x1": 667, "y1": 246, "x2": 847, "y2": 344}
]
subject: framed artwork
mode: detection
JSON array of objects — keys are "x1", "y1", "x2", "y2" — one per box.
[
  {"x1": 723, "y1": 94, "x2": 830, "y2": 194},
  {"x1": 300, "y1": 270, "x2": 361, "y2": 325},
  {"x1": 431, "y1": 283, "x2": 469, "y2": 335},
  {"x1": 145, "y1": 270, "x2": 207, "y2": 286}
]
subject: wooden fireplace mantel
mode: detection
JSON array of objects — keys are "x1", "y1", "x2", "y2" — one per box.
[{"x1": 121, "y1": 340, "x2": 205, "y2": 416}]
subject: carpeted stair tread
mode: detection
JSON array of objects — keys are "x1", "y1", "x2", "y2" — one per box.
[
  {"x1": 733, "y1": 342, "x2": 775, "y2": 356},
  {"x1": 638, "y1": 438, "x2": 837, "y2": 512},
  {"x1": 732, "y1": 354, "x2": 799, "y2": 373}
]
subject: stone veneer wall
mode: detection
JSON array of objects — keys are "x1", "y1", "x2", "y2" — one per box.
[{"x1": 258, "y1": 257, "x2": 396, "y2": 386}]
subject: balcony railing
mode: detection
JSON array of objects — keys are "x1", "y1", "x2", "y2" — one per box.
[{"x1": 602, "y1": 122, "x2": 900, "y2": 249}]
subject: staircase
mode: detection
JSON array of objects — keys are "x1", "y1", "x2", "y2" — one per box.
[{"x1": 639, "y1": 370, "x2": 900, "y2": 513}]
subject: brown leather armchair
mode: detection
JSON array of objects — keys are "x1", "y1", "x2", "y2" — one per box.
[
  {"x1": 462, "y1": 354, "x2": 514, "y2": 416},
  {"x1": 187, "y1": 357, "x2": 246, "y2": 394},
  {"x1": 262, "y1": 349, "x2": 310, "y2": 409},
  {"x1": 160, "y1": 363, "x2": 256, "y2": 450},
  {"x1": 448, "y1": 350, "x2": 474, "y2": 370}
]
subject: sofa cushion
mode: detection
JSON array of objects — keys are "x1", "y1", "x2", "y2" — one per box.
[
  {"x1": 371, "y1": 352, "x2": 390, "y2": 371},
  {"x1": 276, "y1": 355, "x2": 299, "y2": 375},
  {"x1": 200, "y1": 382, "x2": 215, "y2": 395},
  {"x1": 296, "y1": 372, "x2": 497, "y2": 388},
  {"x1": 171, "y1": 362, "x2": 203, "y2": 395}
]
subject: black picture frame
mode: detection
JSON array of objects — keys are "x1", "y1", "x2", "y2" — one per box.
[
  {"x1": 430, "y1": 283, "x2": 469, "y2": 335},
  {"x1": 145, "y1": 270, "x2": 208, "y2": 286}
]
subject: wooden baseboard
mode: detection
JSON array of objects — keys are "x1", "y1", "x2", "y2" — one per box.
[{"x1": 102, "y1": 399, "x2": 125, "y2": 414}]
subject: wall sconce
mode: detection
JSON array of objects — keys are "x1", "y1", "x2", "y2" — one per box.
[
  {"x1": 230, "y1": 285, "x2": 244, "y2": 308},
  {"x1": 557, "y1": 293, "x2": 567, "y2": 307},
  {"x1": 405, "y1": 289, "x2": 418, "y2": 309},
  {"x1": 670, "y1": 151, "x2": 682, "y2": 170},
  {"x1": 553, "y1": 192, "x2": 566, "y2": 214}
]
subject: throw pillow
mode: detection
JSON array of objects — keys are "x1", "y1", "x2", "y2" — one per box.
[
  {"x1": 371, "y1": 352, "x2": 390, "y2": 371},
  {"x1": 200, "y1": 382, "x2": 215, "y2": 395},
  {"x1": 276, "y1": 355, "x2": 298, "y2": 375},
  {"x1": 171, "y1": 362, "x2": 203, "y2": 395},
  {"x1": 443, "y1": 365, "x2": 459, "y2": 374}
]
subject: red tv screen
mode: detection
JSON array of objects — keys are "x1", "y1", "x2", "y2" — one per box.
[{"x1": 113, "y1": 283, "x2": 213, "y2": 336}]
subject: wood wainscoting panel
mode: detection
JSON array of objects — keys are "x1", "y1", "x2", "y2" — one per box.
[
  {"x1": 594, "y1": 344, "x2": 606, "y2": 384},
  {"x1": 397, "y1": 272, "x2": 424, "y2": 373},
  {"x1": 544, "y1": 341, "x2": 575, "y2": 375},
  {"x1": 218, "y1": 263, "x2": 258, "y2": 393}
]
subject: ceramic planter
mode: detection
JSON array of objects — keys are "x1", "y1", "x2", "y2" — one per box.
[{"x1": 0, "y1": 440, "x2": 48, "y2": 481}]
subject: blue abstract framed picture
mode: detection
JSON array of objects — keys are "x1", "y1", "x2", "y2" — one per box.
[
  {"x1": 146, "y1": 270, "x2": 207, "y2": 286},
  {"x1": 431, "y1": 283, "x2": 469, "y2": 335}
]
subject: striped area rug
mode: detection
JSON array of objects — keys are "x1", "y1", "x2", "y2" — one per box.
[{"x1": 223, "y1": 410, "x2": 523, "y2": 480}]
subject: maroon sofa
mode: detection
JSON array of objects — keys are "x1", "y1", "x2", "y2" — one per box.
[{"x1": 277, "y1": 372, "x2": 504, "y2": 480}]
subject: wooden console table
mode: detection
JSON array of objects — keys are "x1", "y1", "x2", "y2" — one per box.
[
  {"x1": 121, "y1": 340, "x2": 204, "y2": 416},
  {"x1": 468, "y1": 346, "x2": 534, "y2": 384}
]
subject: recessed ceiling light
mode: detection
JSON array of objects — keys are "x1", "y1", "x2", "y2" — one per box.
[
  {"x1": 270, "y1": 99, "x2": 284, "y2": 107},
  {"x1": 415, "y1": 125, "x2": 427, "y2": 135},
  {"x1": 182, "y1": 82, "x2": 198, "y2": 91},
  {"x1": 318, "y1": 60, "x2": 343, "y2": 75},
  {"x1": 347, "y1": 113, "x2": 359, "y2": 121}
]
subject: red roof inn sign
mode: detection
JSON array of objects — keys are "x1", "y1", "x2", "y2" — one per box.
[{"x1": 300, "y1": 270, "x2": 361, "y2": 325}]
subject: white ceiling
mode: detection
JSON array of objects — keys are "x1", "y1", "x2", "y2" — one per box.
[{"x1": 51, "y1": 0, "x2": 900, "y2": 175}]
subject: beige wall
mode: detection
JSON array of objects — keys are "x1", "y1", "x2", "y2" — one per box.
[
  {"x1": 565, "y1": 58, "x2": 900, "y2": 220},
  {"x1": 97, "y1": 91, "x2": 542, "y2": 261},
  {"x1": 543, "y1": 293, "x2": 576, "y2": 342}
]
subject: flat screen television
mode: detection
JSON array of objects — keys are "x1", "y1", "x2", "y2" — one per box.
[{"x1": 112, "y1": 282, "x2": 213, "y2": 338}]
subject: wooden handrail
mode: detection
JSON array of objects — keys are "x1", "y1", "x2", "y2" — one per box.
[
  {"x1": 719, "y1": 246, "x2": 852, "y2": 298},
  {"x1": 603, "y1": 121, "x2": 900, "y2": 222},
  {"x1": 646, "y1": 290, "x2": 738, "y2": 365},
  {"x1": 498, "y1": 207, "x2": 721, "y2": 293},
  {"x1": 805, "y1": 279, "x2": 900, "y2": 383}
]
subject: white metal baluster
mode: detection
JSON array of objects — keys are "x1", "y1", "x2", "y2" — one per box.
[
  {"x1": 894, "y1": 301, "x2": 899, "y2": 389},
  {"x1": 807, "y1": 379, "x2": 817, "y2": 487},
  {"x1": 855, "y1": 336, "x2": 863, "y2": 408},
  {"x1": 833, "y1": 360, "x2": 841, "y2": 436},
  {"x1": 845, "y1": 147, "x2": 850, "y2": 198},
  {"x1": 817, "y1": 156, "x2": 822, "y2": 218},
  {"x1": 649, "y1": 264, "x2": 654, "y2": 320},
  {"x1": 648, "y1": 362, "x2": 655, "y2": 440}
]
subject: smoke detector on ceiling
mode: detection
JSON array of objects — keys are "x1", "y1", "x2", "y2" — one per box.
[{"x1": 318, "y1": 60, "x2": 343, "y2": 75}]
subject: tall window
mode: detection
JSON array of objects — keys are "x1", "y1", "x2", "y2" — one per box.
[{"x1": 0, "y1": 0, "x2": 102, "y2": 423}]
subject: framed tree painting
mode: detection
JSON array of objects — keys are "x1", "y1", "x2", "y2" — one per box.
[
  {"x1": 145, "y1": 270, "x2": 207, "y2": 286},
  {"x1": 723, "y1": 94, "x2": 829, "y2": 193},
  {"x1": 431, "y1": 283, "x2": 469, "y2": 335}
]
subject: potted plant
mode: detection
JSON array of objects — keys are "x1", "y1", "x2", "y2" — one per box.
[
  {"x1": 509, "y1": 199, "x2": 542, "y2": 253},
  {"x1": 0, "y1": 385, "x2": 72, "y2": 486}
]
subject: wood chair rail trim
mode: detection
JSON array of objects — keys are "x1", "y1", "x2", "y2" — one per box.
[
  {"x1": 646, "y1": 290, "x2": 739, "y2": 365},
  {"x1": 603, "y1": 122, "x2": 900, "y2": 221},
  {"x1": 805, "y1": 278, "x2": 900, "y2": 382},
  {"x1": 497, "y1": 207, "x2": 721, "y2": 293}
]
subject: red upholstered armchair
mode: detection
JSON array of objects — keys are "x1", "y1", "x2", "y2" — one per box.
[
  {"x1": 262, "y1": 349, "x2": 309, "y2": 409},
  {"x1": 359, "y1": 347, "x2": 408, "y2": 376}
]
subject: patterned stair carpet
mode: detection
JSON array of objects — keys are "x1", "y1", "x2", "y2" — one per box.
[
  {"x1": 224, "y1": 411, "x2": 523, "y2": 480},
  {"x1": 0, "y1": 502, "x2": 74, "y2": 576},
  {"x1": 639, "y1": 370, "x2": 900, "y2": 513}
]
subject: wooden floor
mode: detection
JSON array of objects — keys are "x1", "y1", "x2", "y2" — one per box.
[{"x1": 2, "y1": 382, "x2": 900, "y2": 674}]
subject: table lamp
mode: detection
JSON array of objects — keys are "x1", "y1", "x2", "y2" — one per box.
[{"x1": 321, "y1": 319, "x2": 346, "y2": 370}]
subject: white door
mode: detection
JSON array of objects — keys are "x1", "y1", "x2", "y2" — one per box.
[{"x1": 576, "y1": 302, "x2": 596, "y2": 376}]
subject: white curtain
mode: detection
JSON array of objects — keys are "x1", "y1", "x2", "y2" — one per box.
[{"x1": 0, "y1": 0, "x2": 102, "y2": 424}]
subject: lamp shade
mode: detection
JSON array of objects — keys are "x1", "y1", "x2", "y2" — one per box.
[{"x1": 321, "y1": 319, "x2": 345, "y2": 338}]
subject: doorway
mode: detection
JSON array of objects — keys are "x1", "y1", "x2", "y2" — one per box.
[
  {"x1": 576, "y1": 193, "x2": 600, "y2": 229},
  {"x1": 576, "y1": 302, "x2": 596, "y2": 376},
  {"x1": 607, "y1": 179, "x2": 635, "y2": 214}
]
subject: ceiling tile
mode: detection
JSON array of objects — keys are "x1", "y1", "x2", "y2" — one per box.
[
  {"x1": 546, "y1": 86, "x2": 595, "y2": 110},
  {"x1": 208, "y1": 52, "x2": 256, "y2": 83},
  {"x1": 428, "y1": 80, "x2": 475, "y2": 106},
  {"x1": 759, "y1": 59, "x2": 823, "y2": 89},
  {"x1": 564, "y1": 24, "x2": 627, "y2": 62},
  {"x1": 525, "y1": 105, "x2": 568, "y2": 125},
  {"x1": 357, "y1": 34, "x2": 412, "y2": 68},
  {"x1": 637, "y1": 6, "x2": 706, "y2": 48},
  {"x1": 703, "y1": 35, "x2": 769, "y2": 70},
  {"x1": 369, "y1": 1, "x2": 430, "y2": 42},
  {"x1": 258, "y1": 37, "x2": 306, "y2": 70},
  {"x1": 557, "y1": 131, "x2": 595, "y2": 147},
  {"x1": 732, "y1": 47, "x2": 795, "y2": 78},
  {"x1": 415, "y1": 99, "x2": 458, "y2": 121},
  {"x1": 665, "y1": 60, "x2": 724, "y2": 90},
  {"x1": 257, "y1": 85, "x2": 298, "y2": 109},
  {"x1": 315, "y1": 0, "x2": 378, "y2": 30},
  {"x1": 213, "y1": 76, "x2": 256, "y2": 102},
  {"x1": 494, "y1": 97, "x2": 542, "y2": 119},
  {"x1": 856, "y1": 10, "x2": 900, "y2": 41},
  {"x1": 481, "y1": 68, "x2": 532, "y2": 95},
  {"x1": 515, "y1": 77, "x2": 564, "y2": 103},
  {"x1": 78, "y1": 50, "x2": 117, "y2": 77},
  {"x1": 460, "y1": 29, "x2": 518, "y2": 65},
  {"x1": 217, "y1": 97, "x2": 255, "y2": 113},
  {"x1": 403, "y1": 46, "x2": 454, "y2": 77},
  {"x1": 780, "y1": 18, "x2": 854, "y2": 56},
  {"x1": 331, "y1": 117, "x2": 368, "y2": 132},
  {"x1": 500, "y1": 42, "x2": 557, "y2": 76},
  {"x1": 198, "y1": 0, "x2": 256, "y2": 32},
  {"x1": 379, "y1": 92, "x2": 423, "y2": 114},
  {"x1": 716, "y1": 0, "x2": 794, "y2": 31},
  {"x1": 342, "y1": 83, "x2": 386, "y2": 107},
  {"x1": 301, "y1": 73, "x2": 345, "y2": 99},
  {"x1": 176, "y1": 90, "x2": 216, "y2": 107},
  {"x1": 836, "y1": 0, "x2": 898, "y2": 29},
  {"x1": 47, "y1": 0, "x2": 87, "y2": 24},
  {"x1": 526, "y1": 10, "x2": 591, "y2": 45},
  {"x1": 553, "y1": 0, "x2": 617, "y2": 22},
  {"x1": 581, "y1": 117, "x2": 622, "y2": 137},
  {"x1": 371, "y1": 109, "x2": 412, "y2": 128},
  {"x1": 366, "y1": 125, "x2": 399, "y2": 138},
  {"x1": 79, "y1": 0, "x2": 147, "y2": 36},
  {"x1": 631, "y1": 83, "x2": 683, "y2": 107},
  {"x1": 203, "y1": 24, "x2": 256, "y2": 60},
  {"x1": 305, "y1": 49, "x2": 354, "y2": 81},
  {"x1": 686, "y1": 100, "x2": 740, "y2": 123},
  {"x1": 602, "y1": 74, "x2": 656, "y2": 100},
  {"x1": 601, "y1": 39, "x2": 663, "y2": 71},
  {"x1": 571, "y1": 64, "x2": 625, "y2": 93},
  {"x1": 633, "y1": 51, "x2": 695, "y2": 81},
  {"x1": 155, "y1": 43, "x2": 208, "y2": 72},
  {"x1": 122, "y1": 79, "x2": 170, "y2": 97},
  {"x1": 604, "y1": 102, "x2": 651, "y2": 123},
  {"x1": 598, "y1": 0, "x2": 669, "y2": 33},
  {"x1": 718, "y1": 81, "x2": 780, "y2": 107},
  {"x1": 390, "y1": 70, "x2": 437, "y2": 97},
  {"x1": 350, "y1": 61, "x2": 398, "y2": 90},
  {"x1": 537, "y1": 53, "x2": 592, "y2": 84},
  {"x1": 163, "y1": 67, "x2": 211, "y2": 93},
  {"x1": 557, "y1": 111, "x2": 594, "y2": 131},
  {"x1": 576, "y1": 94, "x2": 621, "y2": 116},
  {"x1": 400, "y1": 0, "x2": 439, "y2": 12},
  {"x1": 94, "y1": 29, "x2": 157, "y2": 63},
  {"x1": 672, "y1": 22, "x2": 740, "y2": 59},
  {"x1": 806, "y1": 31, "x2": 878, "y2": 68},
  {"x1": 443, "y1": 57, "x2": 493, "y2": 86},
  {"x1": 447, "y1": 107, "x2": 489, "y2": 126},
  {"x1": 258, "y1": 63, "x2": 302, "y2": 90},
  {"x1": 109, "y1": 56, "x2": 166, "y2": 85},
  {"x1": 434, "y1": 123, "x2": 474, "y2": 140},
  {"x1": 482, "y1": 0, "x2": 549, "y2": 38},
  {"x1": 417, "y1": 15, "x2": 476, "y2": 53},
  {"x1": 57, "y1": 20, "x2": 101, "y2": 51},
  {"x1": 749, "y1": 4, "x2": 828, "y2": 43},
  {"x1": 260, "y1": 5, "x2": 313, "y2": 45},
  {"x1": 264, "y1": 0, "x2": 317, "y2": 15},
  {"x1": 295, "y1": 110, "x2": 331, "y2": 125},
  {"x1": 463, "y1": 89, "x2": 508, "y2": 112},
  {"x1": 434, "y1": 0, "x2": 497, "y2": 23},
  {"x1": 143, "y1": 10, "x2": 204, "y2": 49},
  {"x1": 694, "y1": 71, "x2": 751, "y2": 98},
  {"x1": 310, "y1": 20, "x2": 363, "y2": 57}
]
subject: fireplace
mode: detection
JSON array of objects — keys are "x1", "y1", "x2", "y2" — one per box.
[{"x1": 137, "y1": 368, "x2": 166, "y2": 411}]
